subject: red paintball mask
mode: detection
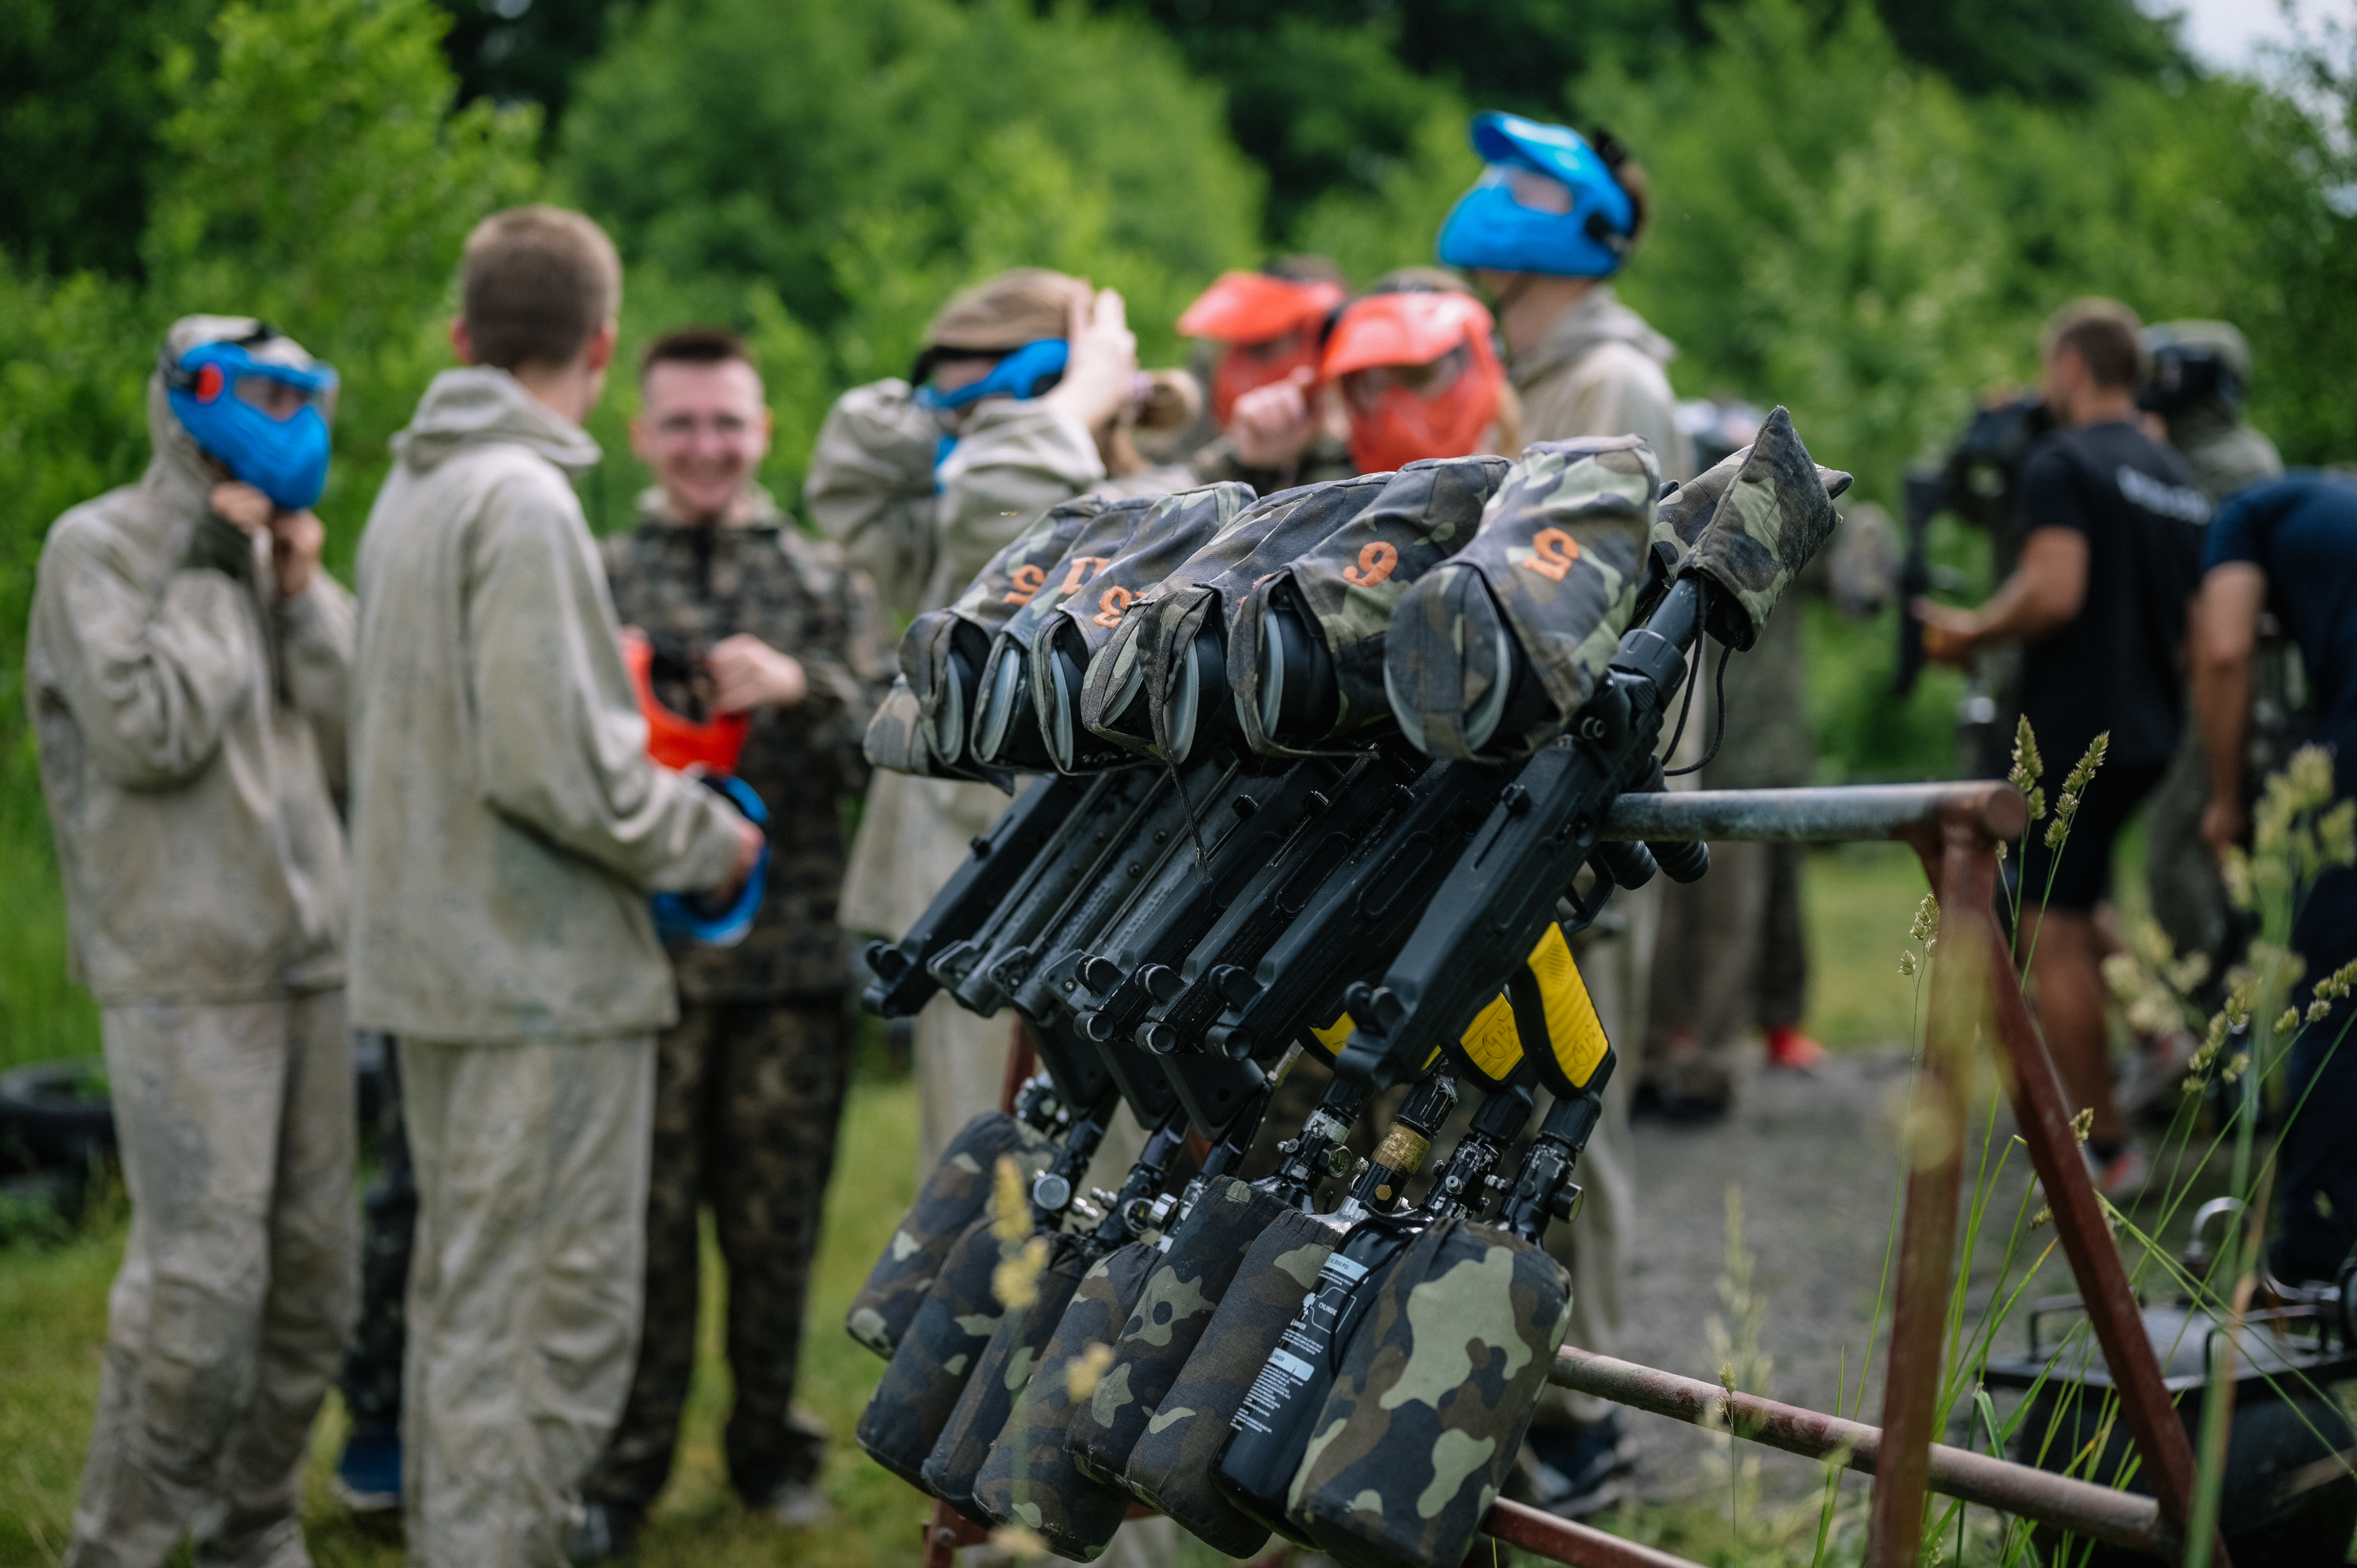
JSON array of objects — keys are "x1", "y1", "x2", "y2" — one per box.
[
  {"x1": 1178, "y1": 271, "x2": 1347, "y2": 424},
  {"x1": 620, "y1": 628, "x2": 748, "y2": 775},
  {"x1": 1323, "y1": 291, "x2": 1504, "y2": 475}
]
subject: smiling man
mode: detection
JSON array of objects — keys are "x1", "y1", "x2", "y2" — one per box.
[{"x1": 573, "y1": 327, "x2": 885, "y2": 1556}]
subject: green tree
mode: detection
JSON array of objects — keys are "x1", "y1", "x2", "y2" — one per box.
[{"x1": 0, "y1": 0, "x2": 215, "y2": 277}]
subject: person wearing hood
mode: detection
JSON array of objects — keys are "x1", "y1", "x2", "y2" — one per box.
[
  {"x1": 1434, "y1": 111, "x2": 1693, "y2": 1519},
  {"x1": 810, "y1": 269, "x2": 1182, "y2": 1178},
  {"x1": 28, "y1": 314, "x2": 358, "y2": 1567},
  {"x1": 346, "y1": 206, "x2": 762, "y2": 1564}
]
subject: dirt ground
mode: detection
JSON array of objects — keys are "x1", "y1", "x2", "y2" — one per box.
[{"x1": 1615, "y1": 1044, "x2": 2071, "y2": 1506}]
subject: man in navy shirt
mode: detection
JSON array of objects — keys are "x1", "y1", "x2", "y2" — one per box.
[
  {"x1": 1918, "y1": 299, "x2": 2208, "y2": 1197},
  {"x1": 2195, "y1": 472, "x2": 2357, "y2": 1285}
]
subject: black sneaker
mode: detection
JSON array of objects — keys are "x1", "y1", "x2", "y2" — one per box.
[{"x1": 1520, "y1": 1413, "x2": 1638, "y2": 1518}]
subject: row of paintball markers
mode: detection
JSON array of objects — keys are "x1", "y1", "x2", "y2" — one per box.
[{"x1": 843, "y1": 413, "x2": 1852, "y2": 1567}]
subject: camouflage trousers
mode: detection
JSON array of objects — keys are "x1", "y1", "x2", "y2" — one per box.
[
  {"x1": 340, "y1": 1033, "x2": 412, "y2": 1434},
  {"x1": 400, "y1": 1035, "x2": 653, "y2": 1568},
  {"x1": 65, "y1": 993, "x2": 357, "y2": 1568},
  {"x1": 585, "y1": 999, "x2": 852, "y2": 1514}
]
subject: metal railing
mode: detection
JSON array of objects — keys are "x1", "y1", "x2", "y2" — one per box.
[{"x1": 917, "y1": 781, "x2": 2218, "y2": 1568}]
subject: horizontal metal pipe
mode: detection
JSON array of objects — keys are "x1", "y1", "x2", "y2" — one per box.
[
  {"x1": 1481, "y1": 1497, "x2": 1710, "y2": 1568},
  {"x1": 1549, "y1": 1348, "x2": 2171, "y2": 1557},
  {"x1": 1599, "y1": 783, "x2": 2025, "y2": 846}
]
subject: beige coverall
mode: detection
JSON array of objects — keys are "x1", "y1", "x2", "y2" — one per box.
[
  {"x1": 347, "y1": 366, "x2": 746, "y2": 1566},
  {"x1": 811, "y1": 382, "x2": 1171, "y2": 1176},
  {"x1": 1509, "y1": 284, "x2": 1697, "y2": 1431},
  {"x1": 26, "y1": 317, "x2": 359, "y2": 1568}
]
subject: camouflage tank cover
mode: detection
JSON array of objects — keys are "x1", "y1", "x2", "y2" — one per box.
[
  {"x1": 854, "y1": 1212, "x2": 1011, "y2": 1488},
  {"x1": 847, "y1": 1111, "x2": 1056, "y2": 1357},
  {"x1": 1383, "y1": 438, "x2": 1659, "y2": 761},
  {"x1": 1027, "y1": 483, "x2": 1256, "y2": 773},
  {"x1": 968, "y1": 497, "x2": 1161, "y2": 769},
  {"x1": 1122, "y1": 1204, "x2": 1341, "y2": 1557},
  {"x1": 867, "y1": 495, "x2": 1131, "y2": 778},
  {"x1": 972, "y1": 1240, "x2": 1162, "y2": 1558},
  {"x1": 921, "y1": 1229, "x2": 1095, "y2": 1521},
  {"x1": 879, "y1": 496, "x2": 1116, "y2": 779},
  {"x1": 1287, "y1": 1217, "x2": 1573, "y2": 1568},
  {"x1": 1230, "y1": 458, "x2": 1512, "y2": 759},
  {"x1": 1673, "y1": 406, "x2": 1852, "y2": 653},
  {"x1": 1081, "y1": 476, "x2": 1393, "y2": 763},
  {"x1": 1067, "y1": 1176, "x2": 1302, "y2": 1486}
]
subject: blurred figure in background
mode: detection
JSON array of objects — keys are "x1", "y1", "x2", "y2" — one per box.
[
  {"x1": 28, "y1": 314, "x2": 357, "y2": 1568},
  {"x1": 2129, "y1": 323, "x2": 2285, "y2": 1109},
  {"x1": 1179, "y1": 258, "x2": 1353, "y2": 490},
  {"x1": 2192, "y1": 471, "x2": 2357, "y2": 1287},
  {"x1": 348, "y1": 207, "x2": 762, "y2": 1564},
  {"x1": 808, "y1": 269, "x2": 1185, "y2": 1180},
  {"x1": 1642, "y1": 399, "x2": 1834, "y2": 1125},
  {"x1": 1325, "y1": 269, "x2": 1520, "y2": 468},
  {"x1": 1435, "y1": 109, "x2": 1689, "y2": 1519},
  {"x1": 575, "y1": 328, "x2": 885, "y2": 1555},
  {"x1": 1916, "y1": 299, "x2": 2210, "y2": 1201}
]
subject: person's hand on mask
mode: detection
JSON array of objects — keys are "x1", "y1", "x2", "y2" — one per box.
[
  {"x1": 210, "y1": 481, "x2": 275, "y2": 535},
  {"x1": 1229, "y1": 366, "x2": 1322, "y2": 469},
  {"x1": 707, "y1": 632, "x2": 807, "y2": 713},
  {"x1": 1041, "y1": 286, "x2": 1138, "y2": 434},
  {"x1": 269, "y1": 508, "x2": 325, "y2": 599}
]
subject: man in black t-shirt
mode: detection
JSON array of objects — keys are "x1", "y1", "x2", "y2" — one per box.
[{"x1": 1917, "y1": 299, "x2": 2207, "y2": 1197}]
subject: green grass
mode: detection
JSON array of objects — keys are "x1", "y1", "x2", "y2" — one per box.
[{"x1": 1801, "y1": 842, "x2": 1935, "y2": 1051}]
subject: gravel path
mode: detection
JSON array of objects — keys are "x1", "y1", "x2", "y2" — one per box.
[{"x1": 1614, "y1": 1044, "x2": 2068, "y2": 1506}]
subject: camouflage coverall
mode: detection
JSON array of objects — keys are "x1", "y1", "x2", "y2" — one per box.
[
  {"x1": 810, "y1": 380, "x2": 1169, "y2": 1176},
  {"x1": 584, "y1": 488, "x2": 885, "y2": 1515},
  {"x1": 1508, "y1": 284, "x2": 1695, "y2": 1431},
  {"x1": 2143, "y1": 406, "x2": 2283, "y2": 969},
  {"x1": 349, "y1": 367, "x2": 749, "y2": 1566},
  {"x1": 26, "y1": 317, "x2": 358, "y2": 1568}
]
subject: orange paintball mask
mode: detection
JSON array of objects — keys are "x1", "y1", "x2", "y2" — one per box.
[
  {"x1": 1178, "y1": 271, "x2": 1347, "y2": 424},
  {"x1": 1323, "y1": 291, "x2": 1504, "y2": 475},
  {"x1": 620, "y1": 627, "x2": 749, "y2": 775}
]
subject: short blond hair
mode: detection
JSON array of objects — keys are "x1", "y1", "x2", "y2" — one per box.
[{"x1": 461, "y1": 205, "x2": 622, "y2": 373}]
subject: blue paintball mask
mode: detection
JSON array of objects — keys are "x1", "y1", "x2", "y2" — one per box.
[
  {"x1": 913, "y1": 336, "x2": 1071, "y2": 472},
  {"x1": 651, "y1": 774, "x2": 770, "y2": 947},
  {"x1": 1436, "y1": 113, "x2": 1639, "y2": 280},
  {"x1": 161, "y1": 328, "x2": 339, "y2": 511}
]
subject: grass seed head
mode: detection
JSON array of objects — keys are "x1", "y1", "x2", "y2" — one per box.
[{"x1": 993, "y1": 1155, "x2": 1031, "y2": 1243}]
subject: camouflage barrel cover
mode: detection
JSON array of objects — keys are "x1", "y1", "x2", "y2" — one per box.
[
  {"x1": 1122, "y1": 1205, "x2": 1341, "y2": 1557},
  {"x1": 1383, "y1": 438, "x2": 1659, "y2": 761},
  {"x1": 1287, "y1": 1217, "x2": 1573, "y2": 1568},
  {"x1": 922, "y1": 1230, "x2": 1095, "y2": 1521},
  {"x1": 1080, "y1": 476, "x2": 1392, "y2": 763},
  {"x1": 1067, "y1": 1176, "x2": 1301, "y2": 1485},
  {"x1": 1670, "y1": 405, "x2": 1851, "y2": 652},
  {"x1": 869, "y1": 497, "x2": 1114, "y2": 777},
  {"x1": 1229, "y1": 457, "x2": 1512, "y2": 759},
  {"x1": 972, "y1": 1241, "x2": 1162, "y2": 1558},
  {"x1": 1025, "y1": 483, "x2": 1254, "y2": 772},
  {"x1": 854, "y1": 1212, "x2": 1012, "y2": 1488},
  {"x1": 846, "y1": 1111, "x2": 1055, "y2": 1357},
  {"x1": 968, "y1": 496, "x2": 1162, "y2": 771}
]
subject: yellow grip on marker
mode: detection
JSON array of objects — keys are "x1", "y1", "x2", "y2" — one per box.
[{"x1": 1523, "y1": 922, "x2": 1610, "y2": 1093}]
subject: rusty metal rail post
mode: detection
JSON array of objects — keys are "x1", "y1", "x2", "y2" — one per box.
[{"x1": 1603, "y1": 782, "x2": 2218, "y2": 1566}]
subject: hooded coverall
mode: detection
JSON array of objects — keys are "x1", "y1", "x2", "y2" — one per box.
[
  {"x1": 809, "y1": 380, "x2": 1171, "y2": 1175},
  {"x1": 347, "y1": 366, "x2": 747, "y2": 1565},
  {"x1": 27, "y1": 315, "x2": 359, "y2": 1568},
  {"x1": 1505, "y1": 284, "x2": 1697, "y2": 1436}
]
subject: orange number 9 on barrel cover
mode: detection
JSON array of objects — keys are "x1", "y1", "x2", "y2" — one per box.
[
  {"x1": 1342, "y1": 541, "x2": 1398, "y2": 587},
  {"x1": 1520, "y1": 527, "x2": 1580, "y2": 582}
]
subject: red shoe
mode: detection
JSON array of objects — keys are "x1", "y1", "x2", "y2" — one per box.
[{"x1": 1764, "y1": 1025, "x2": 1827, "y2": 1070}]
